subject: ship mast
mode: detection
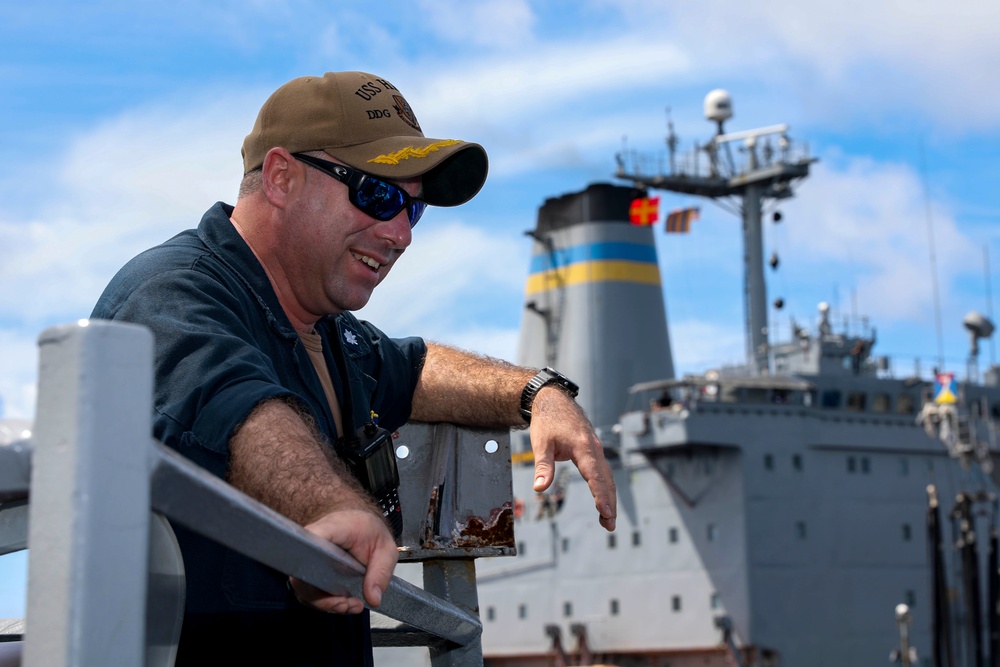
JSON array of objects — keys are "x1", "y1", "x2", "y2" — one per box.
[{"x1": 615, "y1": 90, "x2": 815, "y2": 375}]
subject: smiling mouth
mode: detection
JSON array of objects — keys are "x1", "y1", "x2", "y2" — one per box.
[{"x1": 351, "y1": 251, "x2": 381, "y2": 272}]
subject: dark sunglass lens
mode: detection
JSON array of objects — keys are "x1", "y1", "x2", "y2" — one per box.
[
  {"x1": 408, "y1": 201, "x2": 428, "y2": 227},
  {"x1": 355, "y1": 179, "x2": 406, "y2": 221}
]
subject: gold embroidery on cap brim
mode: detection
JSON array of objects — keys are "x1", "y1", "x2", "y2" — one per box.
[{"x1": 368, "y1": 139, "x2": 462, "y2": 165}]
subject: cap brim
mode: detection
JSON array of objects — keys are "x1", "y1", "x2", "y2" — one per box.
[{"x1": 330, "y1": 137, "x2": 488, "y2": 207}]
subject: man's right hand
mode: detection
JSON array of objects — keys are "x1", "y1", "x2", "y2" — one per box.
[
  {"x1": 288, "y1": 508, "x2": 399, "y2": 614},
  {"x1": 228, "y1": 399, "x2": 400, "y2": 613}
]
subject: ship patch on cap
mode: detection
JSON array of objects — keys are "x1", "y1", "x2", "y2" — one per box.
[{"x1": 392, "y1": 95, "x2": 421, "y2": 132}]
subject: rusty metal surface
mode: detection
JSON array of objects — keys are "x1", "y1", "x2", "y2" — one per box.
[{"x1": 393, "y1": 422, "x2": 516, "y2": 561}]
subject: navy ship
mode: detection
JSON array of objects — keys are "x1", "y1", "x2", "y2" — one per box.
[{"x1": 474, "y1": 91, "x2": 1000, "y2": 667}]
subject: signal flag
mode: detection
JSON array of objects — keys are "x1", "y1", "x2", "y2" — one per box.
[
  {"x1": 933, "y1": 372, "x2": 957, "y2": 405},
  {"x1": 629, "y1": 196, "x2": 660, "y2": 226},
  {"x1": 666, "y1": 207, "x2": 700, "y2": 233}
]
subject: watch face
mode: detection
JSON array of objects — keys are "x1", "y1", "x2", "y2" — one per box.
[{"x1": 543, "y1": 368, "x2": 579, "y2": 396}]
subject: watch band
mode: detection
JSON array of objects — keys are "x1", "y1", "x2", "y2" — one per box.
[{"x1": 519, "y1": 367, "x2": 579, "y2": 423}]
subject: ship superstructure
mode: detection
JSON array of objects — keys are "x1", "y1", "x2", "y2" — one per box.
[{"x1": 476, "y1": 92, "x2": 1000, "y2": 667}]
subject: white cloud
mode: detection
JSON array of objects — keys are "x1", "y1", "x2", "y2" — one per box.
[
  {"x1": 779, "y1": 158, "x2": 976, "y2": 322},
  {"x1": 418, "y1": 0, "x2": 537, "y2": 49},
  {"x1": 356, "y1": 220, "x2": 527, "y2": 355},
  {"x1": 0, "y1": 93, "x2": 256, "y2": 328},
  {"x1": 0, "y1": 330, "x2": 39, "y2": 419},
  {"x1": 669, "y1": 318, "x2": 745, "y2": 376},
  {"x1": 409, "y1": 36, "x2": 693, "y2": 141},
  {"x1": 601, "y1": 0, "x2": 1000, "y2": 132}
]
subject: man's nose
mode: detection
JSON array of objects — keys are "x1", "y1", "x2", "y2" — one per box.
[{"x1": 377, "y1": 210, "x2": 413, "y2": 248}]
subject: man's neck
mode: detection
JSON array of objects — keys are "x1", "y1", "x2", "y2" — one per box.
[{"x1": 229, "y1": 205, "x2": 319, "y2": 335}]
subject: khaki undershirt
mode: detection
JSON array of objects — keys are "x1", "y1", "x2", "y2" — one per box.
[{"x1": 298, "y1": 330, "x2": 344, "y2": 438}]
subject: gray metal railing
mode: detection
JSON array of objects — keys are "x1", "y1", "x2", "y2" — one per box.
[{"x1": 0, "y1": 320, "x2": 515, "y2": 666}]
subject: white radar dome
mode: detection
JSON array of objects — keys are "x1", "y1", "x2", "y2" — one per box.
[
  {"x1": 704, "y1": 89, "x2": 733, "y2": 123},
  {"x1": 964, "y1": 311, "x2": 995, "y2": 339}
]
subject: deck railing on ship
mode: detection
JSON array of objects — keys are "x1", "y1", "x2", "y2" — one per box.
[{"x1": 0, "y1": 320, "x2": 514, "y2": 667}]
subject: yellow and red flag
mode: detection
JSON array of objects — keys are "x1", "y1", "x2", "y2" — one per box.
[
  {"x1": 629, "y1": 196, "x2": 660, "y2": 226},
  {"x1": 665, "y1": 207, "x2": 700, "y2": 233}
]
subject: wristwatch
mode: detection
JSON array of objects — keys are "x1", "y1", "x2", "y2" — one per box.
[{"x1": 519, "y1": 367, "x2": 579, "y2": 423}]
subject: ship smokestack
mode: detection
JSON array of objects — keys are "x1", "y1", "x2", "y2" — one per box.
[{"x1": 517, "y1": 183, "x2": 675, "y2": 441}]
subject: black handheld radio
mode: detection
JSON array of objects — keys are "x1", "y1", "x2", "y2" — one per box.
[
  {"x1": 330, "y1": 320, "x2": 403, "y2": 542},
  {"x1": 339, "y1": 421, "x2": 403, "y2": 541}
]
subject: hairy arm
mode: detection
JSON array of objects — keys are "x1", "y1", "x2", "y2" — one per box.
[
  {"x1": 227, "y1": 398, "x2": 398, "y2": 610},
  {"x1": 227, "y1": 398, "x2": 375, "y2": 522},
  {"x1": 410, "y1": 342, "x2": 617, "y2": 532},
  {"x1": 409, "y1": 343, "x2": 533, "y2": 426}
]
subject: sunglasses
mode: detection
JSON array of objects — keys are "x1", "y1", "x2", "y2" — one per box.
[{"x1": 293, "y1": 153, "x2": 427, "y2": 228}]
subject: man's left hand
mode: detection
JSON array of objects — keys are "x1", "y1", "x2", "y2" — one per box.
[{"x1": 528, "y1": 386, "x2": 617, "y2": 532}]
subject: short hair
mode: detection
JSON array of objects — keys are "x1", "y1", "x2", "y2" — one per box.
[{"x1": 237, "y1": 168, "x2": 262, "y2": 199}]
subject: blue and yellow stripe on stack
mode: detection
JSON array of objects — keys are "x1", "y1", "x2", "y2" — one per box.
[{"x1": 525, "y1": 241, "x2": 661, "y2": 296}]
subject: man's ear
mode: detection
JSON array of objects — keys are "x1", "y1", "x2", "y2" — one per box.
[{"x1": 260, "y1": 147, "x2": 302, "y2": 209}]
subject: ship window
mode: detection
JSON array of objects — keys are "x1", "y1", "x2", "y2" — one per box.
[
  {"x1": 608, "y1": 534, "x2": 617, "y2": 549},
  {"x1": 710, "y1": 593, "x2": 720, "y2": 610},
  {"x1": 992, "y1": 403, "x2": 1000, "y2": 419},
  {"x1": 486, "y1": 606, "x2": 496, "y2": 622},
  {"x1": 672, "y1": 595, "x2": 682, "y2": 612},
  {"x1": 847, "y1": 456, "x2": 857, "y2": 473},
  {"x1": 899, "y1": 457, "x2": 910, "y2": 476},
  {"x1": 905, "y1": 590, "x2": 916, "y2": 606},
  {"x1": 764, "y1": 453, "x2": 774, "y2": 470},
  {"x1": 861, "y1": 457, "x2": 871, "y2": 474},
  {"x1": 518, "y1": 604, "x2": 527, "y2": 619},
  {"x1": 902, "y1": 523, "x2": 912, "y2": 541},
  {"x1": 563, "y1": 601, "x2": 573, "y2": 617},
  {"x1": 795, "y1": 521, "x2": 807, "y2": 540},
  {"x1": 744, "y1": 387, "x2": 768, "y2": 403},
  {"x1": 561, "y1": 537, "x2": 570, "y2": 552},
  {"x1": 707, "y1": 523, "x2": 718, "y2": 542},
  {"x1": 792, "y1": 454, "x2": 803, "y2": 471},
  {"x1": 610, "y1": 599, "x2": 620, "y2": 616},
  {"x1": 821, "y1": 390, "x2": 841, "y2": 409},
  {"x1": 896, "y1": 394, "x2": 916, "y2": 415},
  {"x1": 518, "y1": 541, "x2": 526, "y2": 556},
  {"x1": 872, "y1": 393, "x2": 891, "y2": 413},
  {"x1": 632, "y1": 531, "x2": 642, "y2": 546},
  {"x1": 669, "y1": 527, "x2": 679, "y2": 544},
  {"x1": 846, "y1": 391, "x2": 866, "y2": 411}
]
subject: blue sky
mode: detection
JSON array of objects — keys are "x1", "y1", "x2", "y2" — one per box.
[{"x1": 2, "y1": 0, "x2": 1000, "y2": 618}]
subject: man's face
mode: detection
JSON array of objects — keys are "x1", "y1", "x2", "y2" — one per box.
[{"x1": 282, "y1": 157, "x2": 417, "y2": 317}]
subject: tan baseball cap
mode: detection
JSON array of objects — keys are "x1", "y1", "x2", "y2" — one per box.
[{"x1": 242, "y1": 71, "x2": 488, "y2": 207}]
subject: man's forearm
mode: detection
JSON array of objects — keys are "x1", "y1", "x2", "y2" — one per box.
[
  {"x1": 411, "y1": 343, "x2": 617, "y2": 532},
  {"x1": 410, "y1": 342, "x2": 536, "y2": 427},
  {"x1": 227, "y1": 398, "x2": 380, "y2": 525}
]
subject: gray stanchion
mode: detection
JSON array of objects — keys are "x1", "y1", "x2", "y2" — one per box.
[{"x1": 24, "y1": 321, "x2": 154, "y2": 667}]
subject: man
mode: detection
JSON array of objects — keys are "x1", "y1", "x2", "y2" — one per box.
[{"x1": 92, "y1": 71, "x2": 616, "y2": 665}]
